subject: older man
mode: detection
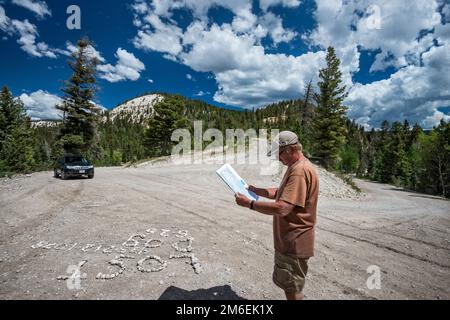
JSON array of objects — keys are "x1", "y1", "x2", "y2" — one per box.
[{"x1": 235, "y1": 131, "x2": 319, "y2": 300}]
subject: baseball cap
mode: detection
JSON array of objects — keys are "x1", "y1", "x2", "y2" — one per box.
[{"x1": 267, "y1": 131, "x2": 299, "y2": 157}]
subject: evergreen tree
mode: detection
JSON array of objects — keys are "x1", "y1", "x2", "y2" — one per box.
[
  {"x1": 415, "y1": 120, "x2": 450, "y2": 197},
  {"x1": 145, "y1": 95, "x2": 189, "y2": 157},
  {"x1": 0, "y1": 86, "x2": 36, "y2": 173},
  {"x1": 312, "y1": 47, "x2": 348, "y2": 168},
  {"x1": 56, "y1": 38, "x2": 100, "y2": 156}
]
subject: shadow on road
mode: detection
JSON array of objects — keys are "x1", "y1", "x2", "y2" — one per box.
[
  {"x1": 384, "y1": 187, "x2": 448, "y2": 200},
  {"x1": 408, "y1": 194, "x2": 448, "y2": 201},
  {"x1": 158, "y1": 285, "x2": 245, "y2": 300}
]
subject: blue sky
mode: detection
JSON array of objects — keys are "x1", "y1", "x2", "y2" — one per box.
[{"x1": 0, "y1": 0, "x2": 449, "y2": 129}]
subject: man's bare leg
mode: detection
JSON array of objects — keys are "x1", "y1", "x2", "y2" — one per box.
[{"x1": 285, "y1": 291, "x2": 304, "y2": 300}]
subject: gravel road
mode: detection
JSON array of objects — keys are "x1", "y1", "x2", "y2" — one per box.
[{"x1": 0, "y1": 158, "x2": 449, "y2": 300}]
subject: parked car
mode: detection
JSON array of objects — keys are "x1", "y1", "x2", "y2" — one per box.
[{"x1": 54, "y1": 154, "x2": 94, "y2": 179}]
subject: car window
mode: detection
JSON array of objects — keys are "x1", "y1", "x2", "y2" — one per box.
[{"x1": 65, "y1": 156, "x2": 89, "y2": 165}]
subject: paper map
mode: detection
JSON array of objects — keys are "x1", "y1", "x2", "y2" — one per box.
[{"x1": 216, "y1": 164, "x2": 259, "y2": 201}]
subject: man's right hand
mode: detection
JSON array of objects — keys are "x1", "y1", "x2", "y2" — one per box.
[{"x1": 247, "y1": 185, "x2": 257, "y2": 193}]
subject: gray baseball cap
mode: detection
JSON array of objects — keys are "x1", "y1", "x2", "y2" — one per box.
[{"x1": 267, "y1": 131, "x2": 299, "y2": 157}]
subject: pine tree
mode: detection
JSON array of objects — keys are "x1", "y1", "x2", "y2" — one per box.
[
  {"x1": 145, "y1": 95, "x2": 189, "y2": 157},
  {"x1": 0, "y1": 86, "x2": 36, "y2": 174},
  {"x1": 313, "y1": 47, "x2": 348, "y2": 168},
  {"x1": 56, "y1": 38, "x2": 100, "y2": 156}
]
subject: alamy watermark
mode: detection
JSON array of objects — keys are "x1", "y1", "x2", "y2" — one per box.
[
  {"x1": 57, "y1": 260, "x2": 87, "y2": 290},
  {"x1": 170, "y1": 121, "x2": 282, "y2": 175},
  {"x1": 366, "y1": 265, "x2": 381, "y2": 290},
  {"x1": 364, "y1": 5, "x2": 381, "y2": 30},
  {"x1": 67, "y1": 5, "x2": 81, "y2": 30}
]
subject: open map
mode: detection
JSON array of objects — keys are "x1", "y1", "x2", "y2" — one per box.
[{"x1": 216, "y1": 164, "x2": 259, "y2": 201}]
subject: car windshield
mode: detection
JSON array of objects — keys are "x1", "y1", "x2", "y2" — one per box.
[{"x1": 65, "y1": 156, "x2": 89, "y2": 165}]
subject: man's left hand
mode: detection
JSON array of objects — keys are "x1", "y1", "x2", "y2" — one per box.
[{"x1": 235, "y1": 193, "x2": 251, "y2": 208}]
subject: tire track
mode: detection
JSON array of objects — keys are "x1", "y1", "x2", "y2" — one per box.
[
  {"x1": 317, "y1": 226, "x2": 450, "y2": 269},
  {"x1": 127, "y1": 171, "x2": 231, "y2": 205},
  {"x1": 308, "y1": 269, "x2": 378, "y2": 300},
  {"x1": 0, "y1": 180, "x2": 85, "y2": 243},
  {"x1": 320, "y1": 215, "x2": 450, "y2": 251}
]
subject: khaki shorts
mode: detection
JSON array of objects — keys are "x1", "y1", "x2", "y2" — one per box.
[{"x1": 272, "y1": 251, "x2": 309, "y2": 294}]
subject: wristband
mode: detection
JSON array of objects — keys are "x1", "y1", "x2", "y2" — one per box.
[{"x1": 250, "y1": 200, "x2": 255, "y2": 210}]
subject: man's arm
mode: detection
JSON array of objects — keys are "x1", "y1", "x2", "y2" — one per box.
[
  {"x1": 253, "y1": 199, "x2": 295, "y2": 216},
  {"x1": 248, "y1": 185, "x2": 278, "y2": 199},
  {"x1": 235, "y1": 193, "x2": 295, "y2": 216}
]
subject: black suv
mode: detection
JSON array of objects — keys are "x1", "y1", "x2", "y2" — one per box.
[{"x1": 54, "y1": 154, "x2": 94, "y2": 179}]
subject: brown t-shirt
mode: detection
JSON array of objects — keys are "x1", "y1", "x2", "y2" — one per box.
[{"x1": 273, "y1": 159, "x2": 319, "y2": 258}]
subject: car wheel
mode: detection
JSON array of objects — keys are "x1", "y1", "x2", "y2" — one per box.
[
  {"x1": 61, "y1": 171, "x2": 67, "y2": 180},
  {"x1": 88, "y1": 174, "x2": 94, "y2": 179},
  {"x1": 53, "y1": 169, "x2": 59, "y2": 178}
]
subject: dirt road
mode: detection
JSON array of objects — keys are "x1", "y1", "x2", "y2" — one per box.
[{"x1": 0, "y1": 159, "x2": 449, "y2": 300}]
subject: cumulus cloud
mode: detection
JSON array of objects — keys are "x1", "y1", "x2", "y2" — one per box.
[
  {"x1": 133, "y1": 13, "x2": 183, "y2": 56},
  {"x1": 259, "y1": 12, "x2": 297, "y2": 44},
  {"x1": 97, "y1": 48, "x2": 145, "y2": 83},
  {"x1": 11, "y1": 0, "x2": 51, "y2": 19},
  {"x1": 131, "y1": 1, "x2": 321, "y2": 109},
  {"x1": 19, "y1": 90, "x2": 106, "y2": 120},
  {"x1": 19, "y1": 90, "x2": 62, "y2": 120},
  {"x1": 0, "y1": 5, "x2": 57, "y2": 58},
  {"x1": 346, "y1": 43, "x2": 450, "y2": 129},
  {"x1": 259, "y1": 0, "x2": 301, "y2": 12},
  {"x1": 304, "y1": 0, "x2": 449, "y2": 128},
  {"x1": 11, "y1": 18, "x2": 56, "y2": 58},
  {"x1": 308, "y1": 0, "x2": 441, "y2": 72},
  {"x1": 130, "y1": 0, "x2": 450, "y2": 127}
]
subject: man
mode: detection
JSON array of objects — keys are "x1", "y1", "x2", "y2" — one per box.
[{"x1": 235, "y1": 131, "x2": 319, "y2": 300}]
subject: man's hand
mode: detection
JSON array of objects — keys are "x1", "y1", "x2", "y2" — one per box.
[
  {"x1": 247, "y1": 185, "x2": 257, "y2": 193},
  {"x1": 235, "y1": 192, "x2": 251, "y2": 208}
]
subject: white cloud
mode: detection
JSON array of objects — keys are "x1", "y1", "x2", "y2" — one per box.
[
  {"x1": 11, "y1": 0, "x2": 51, "y2": 19},
  {"x1": 64, "y1": 41, "x2": 106, "y2": 63},
  {"x1": 259, "y1": 0, "x2": 301, "y2": 12},
  {"x1": 19, "y1": 90, "x2": 62, "y2": 120},
  {"x1": 133, "y1": 13, "x2": 183, "y2": 56},
  {"x1": 0, "y1": 6, "x2": 11, "y2": 31},
  {"x1": 422, "y1": 110, "x2": 450, "y2": 129},
  {"x1": 11, "y1": 19, "x2": 56, "y2": 58},
  {"x1": 186, "y1": 73, "x2": 193, "y2": 80},
  {"x1": 0, "y1": 5, "x2": 57, "y2": 58},
  {"x1": 148, "y1": 78, "x2": 154, "y2": 83},
  {"x1": 180, "y1": 23, "x2": 261, "y2": 73},
  {"x1": 129, "y1": 0, "x2": 450, "y2": 127},
  {"x1": 308, "y1": 0, "x2": 441, "y2": 72},
  {"x1": 304, "y1": 0, "x2": 449, "y2": 128},
  {"x1": 132, "y1": 1, "x2": 297, "y2": 48},
  {"x1": 19, "y1": 90, "x2": 106, "y2": 120},
  {"x1": 97, "y1": 48, "x2": 145, "y2": 83},
  {"x1": 346, "y1": 43, "x2": 450, "y2": 129},
  {"x1": 259, "y1": 12, "x2": 297, "y2": 44},
  {"x1": 194, "y1": 90, "x2": 210, "y2": 96},
  {"x1": 214, "y1": 50, "x2": 326, "y2": 107},
  {"x1": 441, "y1": 3, "x2": 450, "y2": 22},
  {"x1": 145, "y1": 0, "x2": 253, "y2": 19},
  {"x1": 130, "y1": 1, "x2": 323, "y2": 108}
]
